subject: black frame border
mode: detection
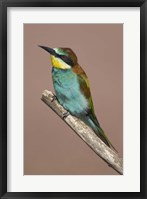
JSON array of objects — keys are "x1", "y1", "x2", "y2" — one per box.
[{"x1": 0, "y1": 0, "x2": 147, "y2": 198}]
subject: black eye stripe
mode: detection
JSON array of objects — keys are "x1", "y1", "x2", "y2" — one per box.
[
  {"x1": 59, "y1": 55, "x2": 74, "y2": 66},
  {"x1": 60, "y1": 55, "x2": 68, "y2": 61}
]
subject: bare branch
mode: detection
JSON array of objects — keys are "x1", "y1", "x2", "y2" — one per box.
[{"x1": 41, "y1": 89, "x2": 123, "y2": 175}]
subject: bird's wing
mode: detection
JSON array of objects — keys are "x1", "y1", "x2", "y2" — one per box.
[
  {"x1": 77, "y1": 72, "x2": 117, "y2": 151},
  {"x1": 72, "y1": 64, "x2": 96, "y2": 116},
  {"x1": 72, "y1": 65, "x2": 117, "y2": 151}
]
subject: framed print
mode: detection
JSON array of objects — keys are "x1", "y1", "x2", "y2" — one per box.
[{"x1": 0, "y1": 0, "x2": 146, "y2": 198}]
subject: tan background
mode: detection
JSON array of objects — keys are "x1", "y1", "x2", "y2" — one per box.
[{"x1": 24, "y1": 24, "x2": 123, "y2": 175}]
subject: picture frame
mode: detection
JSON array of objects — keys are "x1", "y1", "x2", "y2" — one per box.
[{"x1": 0, "y1": 0, "x2": 146, "y2": 198}]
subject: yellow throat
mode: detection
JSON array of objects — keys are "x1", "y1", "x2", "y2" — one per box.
[{"x1": 51, "y1": 55, "x2": 71, "y2": 69}]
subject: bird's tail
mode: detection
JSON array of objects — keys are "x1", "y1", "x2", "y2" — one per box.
[
  {"x1": 82, "y1": 114, "x2": 118, "y2": 153},
  {"x1": 95, "y1": 125, "x2": 118, "y2": 153}
]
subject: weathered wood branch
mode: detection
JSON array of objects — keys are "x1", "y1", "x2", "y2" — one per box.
[{"x1": 41, "y1": 89, "x2": 123, "y2": 175}]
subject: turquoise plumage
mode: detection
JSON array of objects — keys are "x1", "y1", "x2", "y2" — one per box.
[
  {"x1": 52, "y1": 68, "x2": 88, "y2": 115},
  {"x1": 39, "y1": 46, "x2": 117, "y2": 151}
]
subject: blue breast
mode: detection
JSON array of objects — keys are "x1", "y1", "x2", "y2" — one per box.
[{"x1": 52, "y1": 68, "x2": 88, "y2": 116}]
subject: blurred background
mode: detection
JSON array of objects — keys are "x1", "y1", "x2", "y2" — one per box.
[{"x1": 24, "y1": 24, "x2": 123, "y2": 175}]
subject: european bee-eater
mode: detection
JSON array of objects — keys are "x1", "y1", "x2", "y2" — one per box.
[{"x1": 39, "y1": 46, "x2": 116, "y2": 151}]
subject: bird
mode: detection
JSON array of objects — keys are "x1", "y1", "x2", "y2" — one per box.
[{"x1": 39, "y1": 45, "x2": 117, "y2": 152}]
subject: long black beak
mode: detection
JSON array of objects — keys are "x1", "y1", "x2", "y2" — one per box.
[{"x1": 38, "y1": 45, "x2": 56, "y2": 56}]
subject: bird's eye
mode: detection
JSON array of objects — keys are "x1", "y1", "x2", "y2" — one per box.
[
  {"x1": 60, "y1": 55, "x2": 68, "y2": 61},
  {"x1": 60, "y1": 55, "x2": 74, "y2": 66}
]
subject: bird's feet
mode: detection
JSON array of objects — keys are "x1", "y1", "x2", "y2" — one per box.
[
  {"x1": 62, "y1": 111, "x2": 70, "y2": 119},
  {"x1": 51, "y1": 95, "x2": 57, "y2": 102}
]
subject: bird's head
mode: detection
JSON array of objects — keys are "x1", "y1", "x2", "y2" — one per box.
[{"x1": 39, "y1": 46, "x2": 78, "y2": 70}]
